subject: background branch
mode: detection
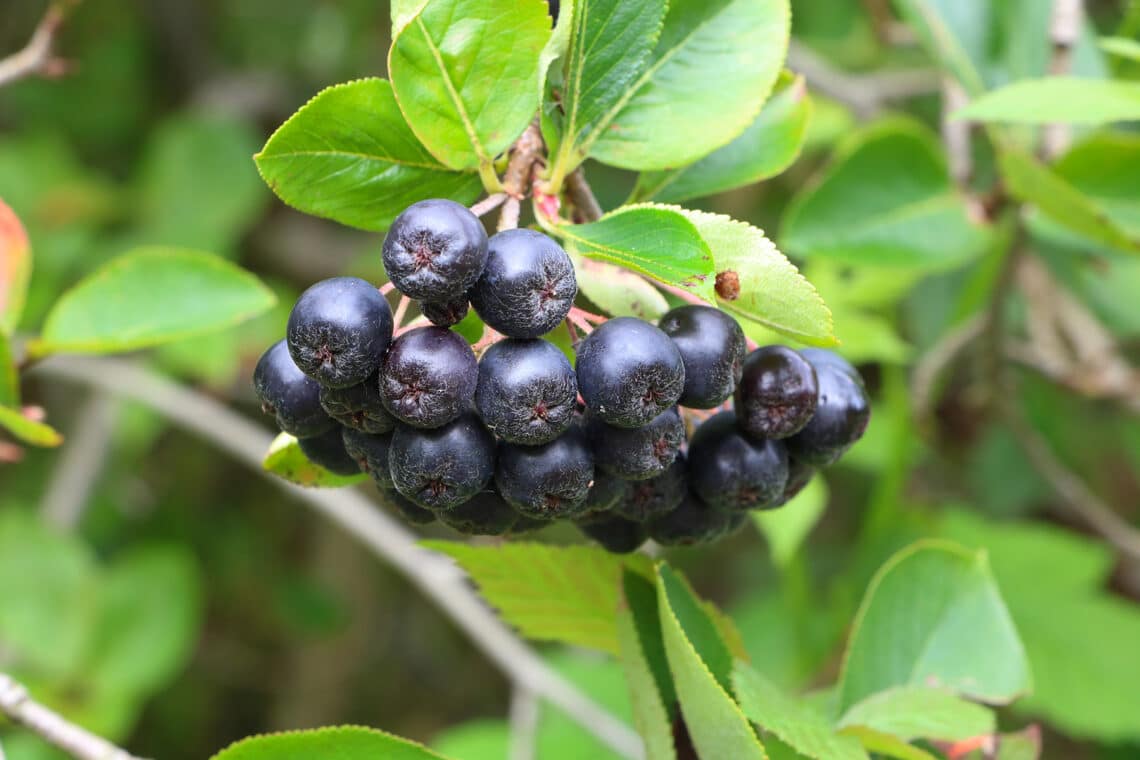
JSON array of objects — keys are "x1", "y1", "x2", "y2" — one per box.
[
  {"x1": 786, "y1": 41, "x2": 939, "y2": 119},
  {"x1": 0, "y1": 673, "x2": 141, "y2": 760},
  {"x1": 0, "y1": 4, "x2": 72, "y2": 89},
  {"x1": 31, "y1": 357, "x2": 644, "y2": 760}
]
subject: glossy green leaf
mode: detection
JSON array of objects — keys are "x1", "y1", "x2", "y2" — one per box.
[
  {"x1": 838, "y1": 687, "x2": 995, "y2": 743},
  {"x1": 85, "y1": 547, "x2": 202, "y2": 695},
  {"x1": 680, "y1": 209, "x2": 835, "y2": 346},
  {"x1": 0, "y1": 331, "x2": 16, "y2": 407},
  {"x1": 211, "y1": 726, "x2": 453, "y2": 760},
  {"x1": 734, "y1": 663, "x2": 868, "y2": 760},
  {"x1": 0, "y1": 197, "x2": 31, "y2": 334},
  {"x1": 752, "y1": 477, "x2": 828, "y2": 569},
  {"x1": 656, "y1": 566, "x2": 767, "y2": 760},
  {"x1": 391, "y1": 0, "x2": 428, "y2": 33},
  {"x1": 658, "y1": 565, "x2": 735, "y2": 690},
  {"x1": 941, "y1": 510, "x2": 1140, "y2": 742},
  {"x1": 135, "y1": 115, "x2": 265, "y2": 253},
  {"x1": 616, "y1": 570, "x2": 677, "y2": 760},
  {"x1": 546, "y1": 0, "x2": 667, "y2": 181},
  {"x1": 389, "y1": 0, "x2": 550, "y2": 173},
  {"x1": 956, "y1": 78, "x2": 1140, "y2": 125},
  {"x1": 0, "y1": 405, "x2": 63, "y2": 447},
  {"x1": 996, "y1": 726, "x2": 1042, "y2": 760},
  {"x1": 781, "y1": 119, "x2": 990, "y2": 270},
  {"x1": 431, "y1": 720, "x2": 509, "y2": 760},
  {"x1": 33, "y1": 247, "x2": 275, "y2": 357},
  {"x1": 255, "y1": 79, "x2": 481, "y2": 232},
  {"x1": 424, "y1": 541, "x2": 651, "y2": 653},
  {"x1": 555, "y1": 204, "x2": 716, "y2": 301},
  {"x1": 1100, "y1": 36, "x2": 1140, "y2": 63},
  {"x1": 263, "y1": 432, "x2": 367, "y2": 488},
  {"x1": 836, "y1": 540, "x2": 1031, "y2": 713},
  {"x1": 535, "y1": 652, "x2": 634, "y2": 760},
  {"x1": 893, "y1": 0, "x2": 988, "y2": 95},
  {"x1": 998, "y1": 144, "x2": 1140, "y2": 253},
  {"x1": 634, "y1": 73, "x2": 811, "y2": 203},
  {"x1": 1053, "y1": 132, "x2": 1140, "y2": 240},
  {"x1": 588, "y1": 0, "x2": 791, "y2": 171},
  {"x1": 839, "y1": 728, "x2": 937, "y2": 760},
  {"x1": 567, "y1": 249, "x2": 669, "y2": 321}
]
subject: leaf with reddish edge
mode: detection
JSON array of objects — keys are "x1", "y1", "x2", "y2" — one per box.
[{"x1": 0, "y1": 198, "x2": 32, "y2": 335}]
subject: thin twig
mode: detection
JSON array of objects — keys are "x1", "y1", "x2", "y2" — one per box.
[
  {"x1": 0, "y1": 673, "x2": 141, "y2": 760},
  {"x1": 941, "y1": 77, "x2": 973, "y2": 188},
  {"x1": 910, "y1": 315, "x2": 985, "y2": 425},
  {"x1": 498, "y1": 197, "x2": 521, "y2": 232},
  {"x1": 508, "y1": 687, "x2": 539, "y2": 760},
  {"x1": 1007, "y1": 406, "x2": 1140, "y2": 562},
  {"x1": 503, "y1": 123, "x2": 545, "y2": 199},
  {"x1": 379, "y1": 282, "x2": 397, "y2": 296},
  {"x1": 0, "y1": 4, "x2": 72, "y2": 88},
  {"x1": 392, "y1": 295, "x2": 411, "y2": 329},
  {"x1": 1042, "y1": 0, "x2": 1083, "y2": 158},
  {"x1": 470, "y1": 193, "x2": 508, "y2": 218},
  {"x1": 31, "y1": 357, "x2": 643, "y2": 760},
  {"x1": 655, "y1": 281, "x2": 709, "y2": 308},
  {"x1": 785, "y1": 41, "x2": 940, "y2": 119},
  {"x1": 565, "y1": 170, "x2": 603, "y2": 223},
  {"x1": 40, "y1": 392, "x2": 120, "y2": 530}
]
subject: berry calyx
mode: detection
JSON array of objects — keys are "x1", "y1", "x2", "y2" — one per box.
[
  {"x1": 382, "y1": 199, "x2": 488, "y2": 300},
  {"x1": 389, "y1": 414, "x2": 495, "y2": 510},
  {"x1": 469, "y1": 229, "x2": 577, "y2": 338},
  {"x1": 475, "y1": 338, "x2": 577, "y2": 445},
  {"x1": 495, "y1": 426, "x2": 594, "y2": 519},
  {"x1": 381, "y1": 326, "x2": 478, "y2": 429}
]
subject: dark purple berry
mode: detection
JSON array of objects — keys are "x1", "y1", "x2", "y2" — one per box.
[
  {"x1": 381, "y1": 326, "x2": 477, "y2": 429},
  {"x1": 799, "y1": 348, "x2": 860, "y2": 381},
  {"x1": 658, "y1": 305, "x2": 745, "y2": 408},
  {"x1": 298, "y1": 426, "x2": 361, "y2": 476},
  {"x1": 437, "y1": 490, "x2": 518, "y2": 536},
  {"x1": 735, "y1": 345, "x2": 818, "y2": 440},
  {"x1": 421, "y1": 296, "x2": 470, "y2": 327},
  {"x1": 577, "y1": 515, "x2": 647, "y2": 554},
  {"x1": 320, "y1": 373, "x2": 396, "y2": 434},
  {"x1": 615, "y1": 455, "x2": 687, "y2": 522},
  {"x1": 469, "y1": 229, "x2": 577, "y2": 338},
  {"x1": 475, "y1": 338, "x2": 577, "y2": 445},
  {"x1": 587, "y1": 407, "x2": 685, "y2": 481},
  {"x1": 772, "y1": 456, "x2": 815, "y2": 508},
  {"x1": 383, "y1": 489, "x2": 437, "y2": 525},
  {"x1": 389, "y1": 414, "x2": 495, "y2": 510},
  {"x1": 382, "y1": 199, "x2": 488, "y2": 300},
  {"x1": 253, "y1": 339, "x2": 335, "y2": 438},
  {"x1": 786, "y1": 353, "x2": 870, "y2": 466},
  {"x1": 342, "y1": 428, "x2": 395, "y2": 488},
  {"x1": 688, "y1": 411, "x2": 788, "y2": 511},
  {"x1": 583, "y1": 471, "x2": 626, "y2": 516},
  {"x1": 508, "y1": 516, "x2": 553, "y2": 535},
  {"x1": 575, "y1": 317, "x2": 685, "y2": 429},
  {"x1": 646, "y1": 492, "x2": 731, "y2": 547},
  {"x1": 495, "y1": 427, "x2": 594, "y2": 519},
  {"x1": 286, "y1": 277, "x2": 394, "y2": 389}
]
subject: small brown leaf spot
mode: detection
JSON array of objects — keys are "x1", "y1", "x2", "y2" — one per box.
[{"x1": 716, "y1": 270, "x2": 740, "y2": 301}]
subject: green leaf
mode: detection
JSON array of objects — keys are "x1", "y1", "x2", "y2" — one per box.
[
  {"x1": 679, "y1": 210, "x2": 835, "y2": 346},
  {"x1": 263, "y1": 432, "x2": 368, "y2": 488},
  {"x1": 0, "y1": 331, "x2": 17, "y2": 407},
  {"x1": 0, "y1": 405, "x2": 63, "y2": 447},
  {"x1": 32, "y1": 247, "x2": 276, "y2": 357},
  {"x1": 656, "y1": 566, "x2": 767, "y2": 760},
  {"x1": 733, "y1": 663, "x2": 868, "y2": 760},
  {"x1": 941, "y1": 510, "x2": 1140, "y2": 742},
  {"x1": 535, "y1": 652, "x2": 634, "y2": 760},
  {"x1": 431, "y1": 720, "x2": 509, "y2": 760},
  {"x1": 838, "y1": 687, "x2": 995, "y2": 743},
  {"x1": 255, "y1": 79, "x2": 481, "y2": 232},
  {"x1": 1100, "y1": 36, "x2": 1140, "y2": 63},
  {"x1": 836, "y1": 540, "x2": 1031, "y2": 714},
  {"x1": 391, "y1": 0, "x2": 428, "y2": 33},
  {"x1": 423, "y1": 541, "x2": 651, "y2": 653},
  {"x1": 634, "y1": 73, "x2": 811, "y2": 203},
  {"x1": 997, "y1": 143, "x2": 1140, "y2": 253},
  {"x1": 956, "y1": 78, "x2": 1140, "y2": 125},
  {"x1": 781, "y1": 119, "x2": 990, "y2": 270},
  {"x1": 555, "y1": 204, "x2": 717, "y2": 302},
  {"x1": 566, "y1": 249, "x2": 669, "y2": 321},
  {"x1": 838, "y1": 727, "x2": 937, "y2": 760},
  {"x1": 134, "y1": 115, "x2": 266, "y2": 253},
  {"x1": 587, "y1": 0, "x2": 791, "y2": 171},
  {"x1": 891, "y1": 0, "x2": 988, "y2": 96},
  {"x1": 85, "y1": 547, "x2": 202, "y2": 695},
  {"x1": 0, "y1": 513, "x2": 96, "y2": 679},
  {"x1": 1053, "y1": 132, "x2": 1140, "y2": 240},
  {"x1": 616, "y1": 569, "x2": 677, "y2": 760},
  {"x1": 753, "y1": 477, "x2": 828, "y2": 569},
  {"x1": 657, "y1": 565, "x2": 735, "y2": 690},
  {"x1": 545, "y1": 0, "x2": 667, "y2": 181},
  {"x1": 389, "y1": 0, "x2": 551, "y2": 174},
  {"x1": 211, "y1": 726, "x2": 454, "y2": 760},
  {"x1": 996, "y1": 726, "x2": 1042, "y2": 760},
  {"x1": 0, "y1": 197, "x2": 31, "y2": 334}
]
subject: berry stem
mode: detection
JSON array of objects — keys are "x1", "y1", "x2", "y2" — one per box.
[
  {"x1": 566, "y1": 169, "x2": 603, "y2": 223},
  {"x1": 379, "y1": 281, "x2": 396, "y2": 296},
  {"x1": 472, "y1": 326, "x2": 503, "y2": 353},
  {"x1": 470, "y1": 193, "x2": 507, "y2": 217},
  {"x1": 394, "y1": 315, "x2": 430, "y2": 336},
  {"x1": 498, "y1": 197, "x2": 521, "y2": 232},
  {"x1": 567, "y1": 306, "x2": 606, "y2": 325},
  {"x1": 566, "y1": 310, "x2": 594, "y2": 336},
  {"x1": 393, "y1": 294, "x2": 412, "y2": 329},
  {"x1": 655, "y1": 280, "x2": 710, "y2": 308}
]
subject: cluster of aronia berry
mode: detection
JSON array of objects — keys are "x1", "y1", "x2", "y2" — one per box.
[{"x1": 253, "y1": 199, "x2": 870, "y2": 553}]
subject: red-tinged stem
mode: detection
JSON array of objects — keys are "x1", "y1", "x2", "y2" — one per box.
[
  {"x1": 470, "y1": 193, "x2": 507, "y2": 217},
  {"x1": 565, "y1": 317, "x2": 580, "y2": 346},
  {"x1": 655, "y1": 280, "x2": 710, "y2": 307},
  {"x1": 567, "y1": 306, "x2": 606, "y2": 325},
  {"x1": 393, "y1": 295, "x2": 412, "y2": 329},
  {"x1": 394, "y1": 315, "x2": 430, "y2": 336},
  {"x1": 472, "y1": 326, "x2": 503, "y2": 353},
  {"x1": 942, "y1": 735, "x2": 994, "y2": 759},
  {"x1": 566, "y1": 311, "x2": 595, "y2": 336},
  {"x1": 745, "y1": 336, "x2": 759, "y2": 352},
  {"x1": 379, "y1": 282, "x2": 396, "y2": 296}
]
